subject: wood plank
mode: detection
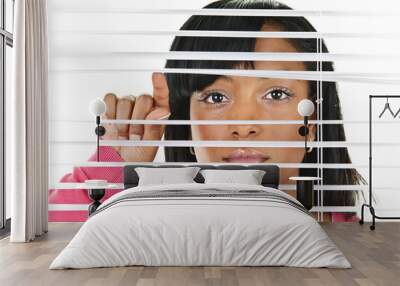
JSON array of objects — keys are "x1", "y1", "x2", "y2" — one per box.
[{"x1": 0, "y1": 222, "x2": 399, "y2": 286}]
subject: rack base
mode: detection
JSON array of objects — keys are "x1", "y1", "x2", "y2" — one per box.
[{"x1": 360, "y1": 203, "x2": 400, "y2": 231}]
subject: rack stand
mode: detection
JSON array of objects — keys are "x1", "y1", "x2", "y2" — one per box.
[{"x1": 359, "y1": 95, "x2": 400, "y2": 230}]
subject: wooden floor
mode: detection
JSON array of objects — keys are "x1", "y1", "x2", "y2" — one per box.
[{"x1": 0, "y1": 222, "x2": 399, "y2": 286}]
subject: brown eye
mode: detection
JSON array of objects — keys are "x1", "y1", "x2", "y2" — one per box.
[
  {"x1": 203, "y1": 92, "x2": 229, "y2": 104},
  {"x1": 264, "y1": 88, "x2": 293, "y2": 101}
]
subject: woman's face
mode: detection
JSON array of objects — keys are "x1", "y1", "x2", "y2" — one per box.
[{"x1": 190, "y1": 26, "x2": 316, "y2": 184}]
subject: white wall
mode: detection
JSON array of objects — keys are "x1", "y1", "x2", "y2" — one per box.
[{"x1": 48, "y1": 0, "x2": 400, "y2": 219}]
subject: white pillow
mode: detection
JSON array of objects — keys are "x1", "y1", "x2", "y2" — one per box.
[
  {"x1": 135, "y1": 167, "x2": 201, "y2": 186},
  {"x1": 200, "y1": 169, "x2": 266, "y2": 185}
]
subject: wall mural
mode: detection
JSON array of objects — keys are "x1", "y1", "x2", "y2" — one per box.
[{"x1": 47, "y1": 0, "x2": 400, "y2": 222}]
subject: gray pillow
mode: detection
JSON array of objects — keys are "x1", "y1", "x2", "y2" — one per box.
[
  {"x1": 135, "y1": 167, "x2": 201, "y2": 186},
  {"x1": 200, "y1": 169, "x2": 266, "y2": 185}
]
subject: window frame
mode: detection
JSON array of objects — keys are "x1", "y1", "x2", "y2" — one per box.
[{"x1": 0, "y1": 0, "x2": 14, "y2": 234}]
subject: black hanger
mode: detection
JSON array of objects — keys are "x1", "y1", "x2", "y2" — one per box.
[
  {"x1": 394, "y1": 106, "x2": 400, "y2": 118},
  {"x1": 378, "y1": 97, "x2": 395, "y2": 118}
]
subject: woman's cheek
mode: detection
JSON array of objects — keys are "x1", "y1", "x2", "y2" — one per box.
[
  {"x1": 269, "y1": 147, "x2": 305, "y2": 163},
  {"x1": 190, "y1": 125, "x2": 231, "y2": 163},
  {"x1": 259, "y1": 125, "x2": 306, "y2": 164},
  {"x1": 190, "y1": 101, "x2": 233, "y2": 162},
  {"x1": 191, "y1": 125, "x2": 228, "y2": 140},
  {"x1": 190, "y1": 100, "x2": 232, "y2": 140},
  {"x1": 191, "y1": 126, "x2": 220, "y2": 163},
  {"x1": 259, "y1": 123, "x2": 304, "y2": 141}
]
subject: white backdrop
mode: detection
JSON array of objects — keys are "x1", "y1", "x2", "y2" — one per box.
[{"x1": 47, "y1": 0, "x2": 400, "y2": 219}]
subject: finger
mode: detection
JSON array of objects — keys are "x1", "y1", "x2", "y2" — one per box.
[
  {"x1": 100, "y1": 114, "x2": 122, "y2": 154},
  {"x1": 142, "y1": 107, "x2": 171, "y2": 141},
  {"x1": 103, "y1": 93, "x2": 117, "y2": 120},
  {"x1": 116, "y1": 96, "x2": 135, "y2": 139},
  {"x1": 152, "y1": 72, "x2": 170, "y2": 109},
  {"x1": 101, "y1": 115, "x2": 116, "y2": 139},
  {"x1": 129, "y1": 94, "x2": 154, "y2": 139}
]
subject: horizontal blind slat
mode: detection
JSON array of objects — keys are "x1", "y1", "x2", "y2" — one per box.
[
  {"x1": 47, "y1": 140, "x2": 400, "y2": 147},
  {"x1": 47, "y1": 204, "x2": 373, "y2": 213},
  {"x1": 310, "y1": 207, "x2": 358, "y2": 213},
  {"x1": 51, "y1": 51, "x2": 400, "y2": 62},
  {"x1": 49, "y1": 183, "x2": 399, "y2": 191},
  {"x1": 49, "y1": 68, "x2": 400, "y2": 85},
  {"x1": 93, "y1": 140, "x2": 400, "y2": 148},
  {"x1": 100, "y1": 119, "x2": 400, "y2": 125},
  {"x1": 51, "y1": 8, "x2": 400, "y2": 17},
  {"x1": 50, "y1": 183, "x2": 124, "y2": 189},
  {"x1": 48, "y1": 162, "x2": 400, "y2": 169},
  {"x1": 49, "y1": 119, "x2": 400, "y2": 125},
  {"x1": 51, "y1": 30, "x2": 400, "y2": 39}
]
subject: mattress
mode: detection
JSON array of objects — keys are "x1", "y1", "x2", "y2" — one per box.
[{"x1": 50, "y1": 183, "x2": 351, "y2": 269}]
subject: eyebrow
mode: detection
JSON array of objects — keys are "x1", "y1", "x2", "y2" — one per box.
[{"x1": 219, "y1": 75, "x2": 234, "y2": 82}]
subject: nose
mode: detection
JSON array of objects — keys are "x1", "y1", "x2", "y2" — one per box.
[
  {"x1": 227, "y1": 90, "x2": 262, "y2": 139},
  {"x1": 230, "y1": 124, "x2": 261, "y2": 139}
]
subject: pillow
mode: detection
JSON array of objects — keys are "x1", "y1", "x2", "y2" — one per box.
[
  {"x1": 200, "y1": 169, "x2": 266, "y2": 185},
  {"x1": 135, "y1": 167, "x2": 201, "y2": 186}
]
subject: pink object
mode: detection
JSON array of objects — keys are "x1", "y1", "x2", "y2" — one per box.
[
  {"x1": 48, "y1": 146, "x2": 356, "y2": 222},
  {"x1": 48, "y1": 146, "x2": 124, "y2": 222},
  {"x1": 332, "y1": 212, "x2": 359, "y2": 223}
]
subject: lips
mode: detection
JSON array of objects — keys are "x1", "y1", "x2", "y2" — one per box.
[{"x1": 222, "y1": 148, "x2": 270, "y2": 163}]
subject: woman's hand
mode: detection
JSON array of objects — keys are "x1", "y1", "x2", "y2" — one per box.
[{"x1": 100, "y1": 72, "x2": 170, "y2": 162}]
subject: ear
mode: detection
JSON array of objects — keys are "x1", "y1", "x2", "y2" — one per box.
[
  {"x1": 308, "y1": 123, "x2": 317, "y2": 142},
  {"x1": 308, "y1": 98, "x2": 318, "y2": 142}
]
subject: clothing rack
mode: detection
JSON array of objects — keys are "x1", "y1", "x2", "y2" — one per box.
[{"x1": 360, "y1": 95, "x2": 400, "y2": 230}]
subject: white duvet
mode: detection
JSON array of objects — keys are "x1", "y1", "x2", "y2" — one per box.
[{"x1": 50, "y1": 183, "x2": 351, "y2": 269}]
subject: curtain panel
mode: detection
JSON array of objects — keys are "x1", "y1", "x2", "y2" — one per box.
[{"x1": 10, "y1": 0, "x2": 48, "y2": 242}]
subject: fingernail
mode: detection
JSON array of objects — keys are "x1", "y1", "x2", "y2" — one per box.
[
  {"x1": 129, "y1": 134, "x2": 142, "y2": 140},
  {"x1": 158, "y1": 112, "x2": 171, "y2": 120},
  {"x1": 118, "y1": 136, "x2": 128, "y2": 140}
]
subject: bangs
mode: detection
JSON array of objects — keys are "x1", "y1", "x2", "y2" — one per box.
[
  {"x1": 164, "y1": 0, "x2": 295, "y2": 94},
  {"x1": 164, "y1": 0, "x2": 323, "y2": 111},
  {"x1": 165, "y1": 15, "x2": 266, "y2": 93}
]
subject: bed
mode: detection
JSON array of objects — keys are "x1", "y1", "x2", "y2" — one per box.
[{"x1": 50, "y1": 164, "x2": 350, "y2": 269}]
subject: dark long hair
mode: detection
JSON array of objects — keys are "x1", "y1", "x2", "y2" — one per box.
[{"x1": 164, "y1": 0, "x2": 365, "y2": 206}]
